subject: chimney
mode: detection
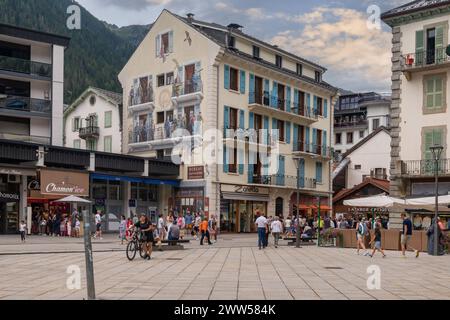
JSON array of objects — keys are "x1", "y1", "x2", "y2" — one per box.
[
  {"x1": 187, "y1": 13, "x2": 195, "y2": 23},
  {"x1": 227, "y1": 23, "x2": 243, "y2": 31}
]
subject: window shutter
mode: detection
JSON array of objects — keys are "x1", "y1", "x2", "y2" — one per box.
[
  {"x1": 249, "y1": 73, "x2": 255, "y2": 103},
  {"x1": 240, "y1": 70, "x2": 246, "y2": 94},
  {"x1": 263, "y1": 116, "x2": 269, "y2": 145},
  {"x1": 324, "y1": 99, "x2": 328, "y2": 118},
  {"x1": 323, "y1": 130, "x2": 327, "y2": 156},
  {"x1": 272, "y1": 118, "x2": 278, "y2": 143},
  {"x1": 224, "y1": 65, "x2": 230, "y2": 89},
  {"x1": 238, "y1": 110, "x2": 245, "y2": 175},
  {"x1": 293, "y1": 124, "x2": 298, "y2": 151},
  {"x1": 156, "y1": 35, "x2": 161, "y2": 57},
  {"x1": 415, "y1": 30, "x2": 424, "y2": 65},
  {"x1": 436, "y1": 26, "x2": 444, "y2": 60},
  {"x1": 286, "y1": 86, "x2": 291, "y2": 112},
  {"x1": 264, "y1": 79, "x2": 270, "y2": 105},
  {"x1": 169, "y1": 31, "x2": 174, "y2": 53},
  {"x1": 306, "y1": 93, "x2": 311, "y2": 117},
  {"x1": 248, "y1": 111, "x2": 256, "y2": 182},
  {"x1": 298, "y1": 158, "x2": 305, "y2": 188},
  {"x1": 223, "y1": 106, "x2": 230, "y2": 173},
  {"x1": 286, "y1": 121, "x2": 291, "y2": 144},
  {"x1": 294, "y1": 89, "x2": 299, "y2": 114},
  {"x1": 313, "y1": 95, "x2": 318, "y2": 116},
  {"x1": 72, "y1": 118, "x2": 75, "y2": 132},
  {"x1": 249, "y1": 112, "x2": 254, "y2": 129},
  {"x1": 277, "y1": 156, "x2": 285, "y2": 186},
  {"x1": 177, "y1": 65, "x2": 184, "y2": 85},
  {"x1": 271, "y1": 81, "x2": 278, "y2": 108},
  {"x1": 312, "y1": 128, "x2": 317, "y2": 153},
  {"x1": 316, "y1": 162, "x2": 323, "y2": 183},
  {"x1": 305, "y1": 127, "x2": 310, "y2": 152},
  {"x1": 423, "y1": 130, "x2": 433, "y2": 160}
]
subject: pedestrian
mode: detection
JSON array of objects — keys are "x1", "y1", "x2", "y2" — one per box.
[
  {"x1": 39, "y1": 216, "x2": 46, "y2": 235},
  {"x1": 157, "y1": 214, "x2": 166, "y2": 241},
  {"x1": 177, "y1": 214, "x2": 186, "y2": 239},
  {"x1": 60, "y1": 215, "x2": 66, "y2": 237},
  {"x1": 356, "y1": 217, "x2": 369, "y2": 256},
  {"x1": 264, "y1": 216, "x2": 272, "y2": 248},
  {"x1": 126, "y1": 217, "x2": 133, "y2": 241},
  {"x1": 200, "y1": 218, "x2": 212, "y2": 245},
  {"x1": 134, "y1": 215, "x2": 154, "y2": 260},
  {"x1": 185, "y1": 210, "x2": 193, "y2": 236},
  {"x1": 94, "y1": 211, "x2": 103, "y2": 240},
  {"x1": 255, "y1": 212, "x2": 268, "y2": 250},
  {"x1": 401, "y1": 213, "x2": 419, "y2": 258},
  {"x1": 194, "y1": 213, "x2": 201, "y2": 240},
  {"x1": 119, "y1": 215, "x2": 127, "y2": 245},
  {"x1": 369, "y1": 224, "x2": 386, "y2": 258},
  {"x1": 284, "y1": 216, "x2": 292, "y2": 236},
  {"x1": 71, "y1": 208, "x2": 79, "y2": 237},
  {"x1": 168, "y1": 221, "x2": 180, "y2": 241},
  {"x1": 271, "y1": 216, "x2": 283, "y2": 248},
  {"x1": 74, "y1": 217, "x2": 81, "y2": 238},
  {"x1": 53, "y1": 214, "x2": 60, "y2": 236},
  {"x1": 208, "y1": 215, "x2": 217, "y2": 243},
  {"x1": 19, "y1": 220, "x2": 27, "y2": 243}
]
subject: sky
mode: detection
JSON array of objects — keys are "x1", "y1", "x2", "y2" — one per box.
[{"x1": 76, "y1": 0, "x2": 412, "y2": 93}]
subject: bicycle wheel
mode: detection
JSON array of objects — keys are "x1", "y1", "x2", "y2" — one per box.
[
  {"x1": 126, "y1": 241, "x2": 137, "y2": 261},
  {"x1": 139, "y1": 241, "x2": 147, "y2": 259}
]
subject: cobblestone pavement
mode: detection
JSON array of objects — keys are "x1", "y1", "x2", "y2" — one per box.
[{"x1": 0, "y1": 234, "x2": 449, "y2": 300}]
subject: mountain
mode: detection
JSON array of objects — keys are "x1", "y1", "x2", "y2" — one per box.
[{"x1": 0, "y1": 0, "x2": 151, "y2": 104}]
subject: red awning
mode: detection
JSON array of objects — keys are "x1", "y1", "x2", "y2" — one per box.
[
  {"x1": 311, "y1": 205, "x2": 332, "y2": 211},
  {"x1": 297, "y1": 204, "x2": 311, "y2": 210}
]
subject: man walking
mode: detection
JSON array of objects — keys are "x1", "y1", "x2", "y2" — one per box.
[
  {"x1": 94, "y1": 211, "x2": 103, "y2": 240},
  {"x1": 271, "y1": 216, "x2": 283, "y2": 248},
  {"x1": 401, "y1": 213, "x2": 419, "y2": 258},
  {"x1": 200, "y1": 218, "x2": 212, "y2": 245},
  {"x1": 255, "y1": 212, "x2": 268, "y2": 250}
]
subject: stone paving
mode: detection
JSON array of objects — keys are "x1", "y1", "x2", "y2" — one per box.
[{"x1": 0, "y1": 234, "x2": 449, "y2": 300}]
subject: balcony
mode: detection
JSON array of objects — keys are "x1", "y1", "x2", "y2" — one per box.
[
  {"x1": 171, "y1": 78, "x2": 203, "y2": 105},
  {"x1": 248, "y1": 174, "x2": 317, "y2": 189},
  {"x1": 334, "y1": 119, "x2": 368, "y2": 129},
  {"x1": 79, "y1": 126, "x2": 100, "y2": 140},
  {"x1": 0, "y1": 95, "x2": 51, "y2": 117},
  {"x1": 0, "y1": 54, "x2": 52, "y2": 79},
  {"x1": 401, "y1": 48, "x2": 450, "y2": 79},
  {"x1": 0, "y1": 132, "x2": 50, "y2": 145},
  {"x1": 401, "y1": 159, "x2": 450, "y2": 177},
  {"x1": 293, "y1": 141, "x2": 333, "y2": 159},
  {"x1": 128, "y1": 97, "x2": 155, "y2": 114},
  {"x1": 248, "y1": 91, "x2": 318, "y2": 124}
]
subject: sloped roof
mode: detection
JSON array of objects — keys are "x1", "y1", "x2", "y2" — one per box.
[
  {"x1": 333, "y1": 178, "x2": 390, "y2": 204},
  {"x1": 64, "y1": 87, "x2": 122, "y2": 117},
  {"x1": 342, "y1": 126, "x2": 390, "y2": 158},
  {"x1": 382, "y1": 0, "x2": 450, "y2": 21}
]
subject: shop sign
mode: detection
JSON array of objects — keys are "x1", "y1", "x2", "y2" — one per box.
[
  {"x1": 0, "y1": 191, "x2": 19, "y2": 202},
  {"x1": 40, "y1": 169, "x2": 89, "y2": 196},
  {"x1": 221, "y1": 184, "x2": 269, "y2": 195},
  {"x1": 0, "y1": 167, "x2": 36, "y2": 176},
  {"x1": 27, "y1": 179, "x2": 40, "y2": 191},
  {"x1": 188, "y1": 166, "x2": 204, "y2": 180},
  {"x1": 348, "y1": 207, "x2": 388, "y2": 213}
]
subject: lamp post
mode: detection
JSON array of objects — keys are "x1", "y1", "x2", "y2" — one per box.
[
  {"x1": 430, "y1": 144, "x2": 443, "y2": 256},
  {"x1": 293, "y1": 157, "x2": 302, "y2": 248}
]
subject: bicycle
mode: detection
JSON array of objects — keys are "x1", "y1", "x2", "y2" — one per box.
[{"x1": 126, "y1": 228, "x2": 147, "y2": 261}]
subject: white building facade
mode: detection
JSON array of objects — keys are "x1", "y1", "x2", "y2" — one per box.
[
  {"x1": 64, "y1": 87, "x2": 123, "y2": 154},
  {"x1": 119, "y1": 10, "x2": 338, "y2": 232}
]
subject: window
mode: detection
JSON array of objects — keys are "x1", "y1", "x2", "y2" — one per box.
[
  {"x1": 359, "y1": 130, "x2": 365, "y2": 138},
  {"x1": 89, "y1": 95, "x2": 96, "y2": 106},
  {"x1": 229, "y1": 67, "x2": 239, "y2": 91},
  {"x1": 228, "y1": 36, "x2": 236, "y2": 48},
  {"x1": 316, "y1": 162, "x2": 323, "y2": 183},
  {"x1": 166, "y1": 72, "x2": 174, "y2": 85},
  {"x1": 86, "y1": 140, "x2": 97, "y2": 151},
  {"x1": 157, "y1": 150, "x2": 164, "y2": 159},
  {"x1": 355, "y1": 165, "x2": 362, "y2": 170},
  {"x1": 335, "y1": 133, "x2": 342, "y2": 144},
  {"x1": 296, "y1": 63, "x2": 302, "y2": 76},
  {"x1": 157, "y1": 112, "x2": 165, "y2": 124},
  {"x1": 373, "y1": 168, "x2": 386, "y2": 179},
  {"x1": 317, "y1": 97, "x2": 323, "y2": 116},
  {"x1": 72, "y1": 117, "x2": 80, "y2": 132},
  {"x1": 253, "y1": 45, "x2": 260, "y2": 58},
  {"x1": 424, "y1": 73, "x2": 446, "y2": 113},
  {"x1": 277, "y1": 120, "x2": 285, "y2": 142},
  {"x1": 73, "y1": 139, "x2": 81, "y2": 149},
  {"x1": 315, "y1": 71, "x2": 322, "y2": 82},
  {"x1": 228, "y1": 107, "x2": 239, "y2": 173},
  {"x1": 156, "y1": 31, "x2": 173, "y2": 56},
  {"x1": 372, "y1": 119, "x2": 380, "y2": 131},
  {"x1": 104, "y1": 136, "x2": 112, "y2": 153},
  {"x1": 157, "y1": 74, "x2": 165, "y2": 87},
  {"x1": 161, "y1": 32, "x2": 170, "y2": 54},
  {"x1": 347, "y1": 132, "x2": 353, "y2": 144},
  {"x1": 275, "y1": 55, "x2": 282, "y2": 68},
  {"x1": 422, "y1": 126, "x2": 446, "y2": 160},
  {"x1": 104, "y1": 111, "x2": 112, "y2": 128}
]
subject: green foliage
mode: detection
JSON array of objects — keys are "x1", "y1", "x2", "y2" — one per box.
[{"x1": 0, "y1": 0, "x2": 150, "y2": 104}]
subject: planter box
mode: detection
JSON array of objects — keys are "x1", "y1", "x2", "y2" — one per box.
[{"x1": 382, "y1": 229, "x2": 401, "y2": 250}]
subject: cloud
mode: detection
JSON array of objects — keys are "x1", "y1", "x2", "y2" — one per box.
[
  {"x1": 270, "y1": 7, "x2": 392, "y2": 92},
  {"x1": 99, "y1": 0, "x2": 172, "y2": 10}
]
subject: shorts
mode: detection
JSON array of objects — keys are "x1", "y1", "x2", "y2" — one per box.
[
  {"x1": 374, "y1": 241, "x2": 381, "y2": 249},
  {"x1": 141, "y1": 232, "x2": 154, "y2": 243},
  {"x1": 401, "y1": 234, "x2": 411, "y2": 245},
  {"x1": 96, "y1": 223, "x2": 102, "y2": 231},
  {"x1": 357, "y1": 233, "x2": 364, "y2": 241}
]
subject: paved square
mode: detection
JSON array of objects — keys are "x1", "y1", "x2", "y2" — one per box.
[{"x1": 0, "y1": 234, "x2": 449, "y2": 300}]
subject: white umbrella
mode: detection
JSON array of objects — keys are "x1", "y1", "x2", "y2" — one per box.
[
  {"x1": 343, "y1": 194, "x2": 405, "y2": 208},
  {"x1": 54, "y1": 195, "x2": 91, "y2": 204},
  {"x1": 405, "y1": 195, "x2": 450, "y2": 206}
]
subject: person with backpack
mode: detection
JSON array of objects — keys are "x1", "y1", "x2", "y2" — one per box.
[
  {"x1": 356, "y1": 217, "x2": 369, "y2": 256},
  {"x1": 369, "y1": 223, "x2": 386, "y2": 258}
]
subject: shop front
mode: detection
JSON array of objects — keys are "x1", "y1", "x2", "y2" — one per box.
[
  {"x1": 290, "y1": 193, "x2": 331, "y2": 220},
  {"x1": 220, "y1": 184, "x2": 269, "y2": 233},
  {"x1": 0, "y1": 176, "x2": 20, "y2": 234}
]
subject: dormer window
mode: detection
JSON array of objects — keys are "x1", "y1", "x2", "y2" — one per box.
[
  {"x1": 156, "y1": 31, "x2": 173, "y2": 57},
  {"x1": 228, "y1": 36, "x2": 236, "y2": 49},
  {"x1": 276, "y1": 55, "x2": 282, "y2": 68},
  {"x1": 315, "y1": 71, "x2": 322, "y2": 82},
  {"x1": 253, "y1": 45, "x2": 260, "y2": 59}
]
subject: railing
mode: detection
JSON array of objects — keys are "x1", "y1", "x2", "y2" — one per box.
[
  {"x1": 0, "y1": 55, "x2": 52, "y2": 78},
  {"x1": 334, "y1": 119, "x2": 368, "y2": 128},
  {"x1": 172, "y1": 78, "x2": 203, "y2": 97},
  {"x1": 249, "y1": 174, "x2": 317, "y2": 189},
  {"x1": 402, "y1": 48, "x2": 450, "y2": 69},
  {"x1": 79, "y1": 126, "x2": 100, "y2": 139},
  {"x1": 401, "y1": 159, "x2": 450, "y2": 176},
  {"x1": 0, "y1": 95, "x2": 51, "y2": 114},
  {"x1": 0, "y1": 132, "x2": 50, "y2": 145},
  {"x1": 249, "y1": 91, "x2": 270, "y2": 106},
  {"x1": 294, "y1": 141, "x2": 333, "y2": 158},
  {"x1": 129, "y1": 125, "x2": 154, "y2": 144},
  {"x1": 292, "y1": 103, "x2": 319, "y2": 120}
]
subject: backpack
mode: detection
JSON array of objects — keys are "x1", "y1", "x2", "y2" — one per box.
[{"x1": 358, "y1": 223, "x2": 365, "y2": 235}]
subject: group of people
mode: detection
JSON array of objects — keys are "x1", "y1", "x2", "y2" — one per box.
[{"x1": 29, "y1": 208, "x2": 82, "y2": 238}]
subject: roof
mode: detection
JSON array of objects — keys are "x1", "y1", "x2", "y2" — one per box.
[
  {"x1": 342, "y1": 126, "x2": 391, "y2": 158},
  {"x1": 333, "y1": 178, "x2": 390, "y2": 204},
  {"x1": 64, "y1": 87, "x2": 123, "y2": 117},
  {"x1": 0, "y1": 23, "x2": 70, "y2": 47},
  {"x1": 171, "y1": 12, "x2": 337, "y2": 93},
  {"x1": 382, "y1": 0, "x2": 450, "y2": 22}
]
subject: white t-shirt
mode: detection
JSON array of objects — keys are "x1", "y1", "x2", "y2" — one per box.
[
  {"x1": 285, "y1": 219, "x2": 292, "y2": 228},
  {"x1": 157, "y1": 217, "x2": 165, "y2": 229},
  {"x1": 255, "y1": 216, "x2": 267, "y2": 228},
  {"x1": 19, "y1": 223, "x2": 26, "y2": 232},
  {"x1": 95, "y1": 214, "x2": 101, "y2": 224},
  {"x1": 195, "y1": 216, "x2": 201, "y2": 227},
  {"x1": 75, "y1": 220, "x2": 81, "y2": 229},
  {"x1": 271, "y1": 221, "x2": 282, "y2": 233}
]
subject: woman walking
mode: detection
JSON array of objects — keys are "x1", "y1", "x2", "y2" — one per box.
[{"x1": 369, "y1": 224, "x2": 386, "y2": 258}]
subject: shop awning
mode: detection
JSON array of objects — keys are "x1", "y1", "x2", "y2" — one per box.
[
  {"x1": 311, "y1": 205, "x2": 332, "y2": 211},
  {"x1": 297, "y1": 204, "x2": 312, "y2": 210},
  {"x1": 222, "y1": 192, "x2": 269, "y2": 202},
  {"x1": 90, "y1": 173, "x2": 180, "y2": 187}
]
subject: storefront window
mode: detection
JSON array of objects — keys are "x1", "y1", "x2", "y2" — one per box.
[{"x1": 108, "y1": 181, "x2": 122, "y2": 200}]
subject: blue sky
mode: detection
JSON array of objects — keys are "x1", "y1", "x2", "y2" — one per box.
[{"x1": 76, "y1": 0, "x2": 412, "y2": 93}]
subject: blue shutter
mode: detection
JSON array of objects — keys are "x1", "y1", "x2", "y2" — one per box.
[
  {"x1": 286, "y1": 86, "x2": 291, "y2": 112},
  {"x1": 312, "y1": 128, "x2": 317, "y2": 154},
  {"x1": 224, "y1": 65, "x2": 230, "y2": 90},
  {"x1": 293, "y1": 124, "x2": 298, "y2": 151},
  {"x1": 239, "y1": 110, "x2": 245, "y2": 175},
  {"x1": 223, "y1": 106, "x2": 229, "y2": 173},
  {"x1": 324, "y1": 99, "x2": 328, "y2": 118},
  {"x1": 271, "y1": 81, "x2": 278, "y2": 108},
  {"x1": 272, "y1": 118, "x2": 278, "y2": 143},
  {"x1": 240, "y1": 70, "x2": 246, "y2": 94},
  {"x1": 294, "y1": 89, "x2": 299, "y2": 115},
  {"x1": 316, "y1": 162, "x2": 323, "y2": 183},
  {"x1": 323, "y1": 130, "x2": 327, "y2": 157},
  {"x1": 306, "y1": 93, "x2": 311, "y2": 117},
  {"x1": 313, "y1": 95, "x2": 318, "y2": 116},
  {"x1": 286, "y1": 121, "x2": 291, "y2": 144},
  {"x1": 249, "y1": 73, "x2": 255, "y2": 104},
  {"x1": 298, "y1": 158, "x2": 305, "y2": 188},
  {"x1": 264, "y1": 79, "x2": 270, "y2": 106},
  {"x1": 248, "y1": 112, "x2": 255, "y2": 183},
  {"x1": 169, "y1": 31, "x2": 174, "y2": 53},
  {"x1": 277, "y1": 156, "x2": 285, "y2": 186}
]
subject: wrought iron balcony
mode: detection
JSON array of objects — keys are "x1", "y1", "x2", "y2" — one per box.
[
  {"x1": 79, "y1": 126, "x2": 100, "y2": 140},
  {"x1": 0, "y1": 132, "x2": 50, "y2": 145},
  {"x1": 293, "y1": 141, "x2": 333, "y2": 159},
  {"x1": 0, "y1": 55, "x2": 52, "y2": 79},
  {"x1": 334, "y1": 119, "x2": 368, "y2": 129},
  {"x1": 172, "y1": 78, "x2": 203, "y2": 104},
  {"x1": 401, "y1": 48, "x2": 450, "y2": 74},
  {"x1": 248, "y1": 174, "x2": 317, "y2": 189},
  {"x1": 0, "y1": 95, "x2": 51, "y2": 116},
  {"x1": 401, "y1": 159, "x2": 450, "y2": 176}
]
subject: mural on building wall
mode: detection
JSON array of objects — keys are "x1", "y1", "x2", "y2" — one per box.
[{"x1": 128, "y1": 75, "x2": 154, "y2": 106}]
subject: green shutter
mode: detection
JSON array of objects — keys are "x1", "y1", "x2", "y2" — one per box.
[
  {"x1": 424, "y1": 130, "x2": 434, "y2": 160},
  {"x1": 436, "y1": 26, "x2": 444, "y2": 63},
  {"x1": 415, "y1": 30, "x2": 424, "y2": 65}
]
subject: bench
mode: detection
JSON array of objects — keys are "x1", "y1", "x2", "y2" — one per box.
[
  {"x1": 283, "y1": 236, "x2": 317, "y2": 246},
  {"x1": 157, "y1": 239, "x2": 190, "y2": 251}
]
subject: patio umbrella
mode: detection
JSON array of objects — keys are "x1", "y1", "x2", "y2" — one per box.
[
  {"x1": 343, "y1": 194, "x2": 405, "y2": 208},
  {"x1": 404, "y1": 195, "x2": 450, "y2": 206},
  {"x1": 54, "y1": 195, "x2": 91, "y2": 204}
]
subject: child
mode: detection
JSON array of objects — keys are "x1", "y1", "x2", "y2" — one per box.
[
  {"x1": 66, "y1": 218, "x2": 72, "y2": 237},
  {"x1": 126, "y1": 217, "x2": 133, "y2": 241},
  {"x1": 74, "y1": 218, "x2": 81, "y2": 238},
  {"x1": 19, "y1": 221, "x2": 27, "y2": 243},
  {"x1": 119, "y1": 215, "x2": 127, "y2": 245},
  {"x1": 369, "y1": 224, "x2": 386, "y2": 258}
]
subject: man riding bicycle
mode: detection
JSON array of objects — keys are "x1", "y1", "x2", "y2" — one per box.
[{"x1": 131, "y1": 214, "x2": 154, "y2": 260}]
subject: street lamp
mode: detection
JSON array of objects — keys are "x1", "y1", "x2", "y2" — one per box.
[
  {"x1": 430, "y1": 144, "x2": 443, "y2": 256},
  {"x1": 293, "y1": 157, "x2": 302, "y2": 248}
]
